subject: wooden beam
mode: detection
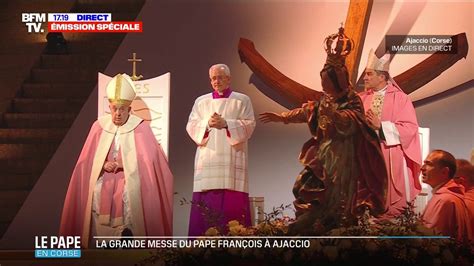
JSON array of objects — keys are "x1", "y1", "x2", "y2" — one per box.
[
  {"x1": 344, "y1": 0, "x2": 373, "y2": 85},
  {"x1": 238, "y1": 38, "x2": 321, "y2": 109},
  {"x1": 237, "y1": 1, "x2": 468, "y2": 108}
]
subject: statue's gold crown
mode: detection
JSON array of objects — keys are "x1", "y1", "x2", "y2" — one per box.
[{"x1": 324, "y1": 25, "x2": 353, "y2": 67}]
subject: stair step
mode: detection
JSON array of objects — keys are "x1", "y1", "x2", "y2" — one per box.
[
  {"x1": 65, "y1": 39, "x2": 127, "y2": 53},
  {"x1": 0, "y1": 190, "x2": 29, "y2": 209},
  {"x1": 3, "y1": 113, "x2": 76, "y2": 128},
  {"x1": 0, "y1": 207, "x2": 19, "y2": 224},
  {"x1": 0, "y1": 222, "x2": 8, "y2": 237},
  {"x1": 0, "y1": 174, "x2": 37, "y2": 190},
  {"x1": 40, "y1": 54, "x2": 107, "y2": 68},
  {"x1": 12, "y1": 98, "x2": 85, "y2": 113},
  {"x1": 0, "y1": 128, "x2": 68, "y2": 143},
  {"x1": 0, "y1": 144, "x2": 59, "y2": 160},
  {"x1": 0, "y1": 190, "x2": 29, "y2": 223},
  {"x1": 31, "y1": 69, "x2": 97, "y2": 83},
  {"x1": 22, "y1": 83, "x2": 94, "y2": 98},
  {"x1": 0, "y1": 159, "x2": 49, "y2": 174}
]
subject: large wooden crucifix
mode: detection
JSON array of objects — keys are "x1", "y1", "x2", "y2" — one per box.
[{"x1": 238, "y1": 0, "x2": 468, "y2": 110}]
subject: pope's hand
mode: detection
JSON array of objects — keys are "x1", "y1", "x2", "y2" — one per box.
[
  {"x1": 113, "y1": 159, "x2": 123, "y2": 173},
  {"x1": 103, "y1": 161, "x2": 116, "y2": 172},
  {"x1": 103, "y1": 160, "x2": 123, "y2": 173}
]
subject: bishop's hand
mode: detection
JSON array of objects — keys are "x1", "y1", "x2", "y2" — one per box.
[{"x1": 366, "y1": 109, "x2": 381, "y2": 130}]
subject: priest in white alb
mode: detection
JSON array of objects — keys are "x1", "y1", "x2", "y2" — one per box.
[{"x1": 186, "y1": 64, "x2": 256, "y2": 235}]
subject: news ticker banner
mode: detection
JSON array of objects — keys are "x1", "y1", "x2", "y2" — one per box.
[
  {"x1": 21, "y1": 13, "x2": 142, "y2": 33},
  {"x1": 34, "y1": 235, "x2": 450, "y2": 258}
]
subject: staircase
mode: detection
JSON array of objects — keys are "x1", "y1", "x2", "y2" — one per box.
[{"x1": 0, "y1": 0, "x2": 145, "y2": 237}]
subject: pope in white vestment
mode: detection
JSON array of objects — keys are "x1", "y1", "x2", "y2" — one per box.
[
  {"x1": 186, "y1": 64, "x2": 256, "y2": 235},
  {"x1": 60, "y1": 74, "x2": 173, "y2": 248}
]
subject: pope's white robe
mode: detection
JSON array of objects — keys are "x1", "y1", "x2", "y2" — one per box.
[{"x1": 186, "y1": 92, "x2": 255, "y2": 193}]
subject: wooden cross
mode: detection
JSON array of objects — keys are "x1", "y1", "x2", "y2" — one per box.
[
  {"x1": 238, "y1": 0, "x2": 468, "y2": 110},
  {"x1": 128, "y1": 52, "x2": 144, "y2": 81}
]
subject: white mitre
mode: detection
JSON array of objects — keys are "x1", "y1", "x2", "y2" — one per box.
[
  {"x1": 366, "y1": 49, "x2": 390, "y2": 72},
  {"x1": 106, "y1": 73, "x2": 136, "y2": 106}
]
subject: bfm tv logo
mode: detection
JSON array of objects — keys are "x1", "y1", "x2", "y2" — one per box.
[{"x1": 22, "y1": 13, "x2": 46, "y2": 33}]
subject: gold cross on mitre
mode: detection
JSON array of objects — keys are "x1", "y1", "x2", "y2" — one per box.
[{"x1": 127, "y1": 52, "x2": 143, "y2": 81}]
